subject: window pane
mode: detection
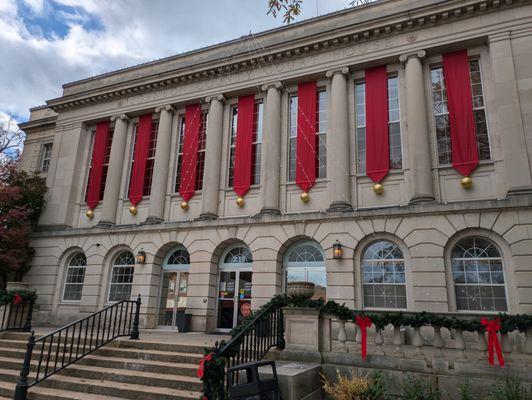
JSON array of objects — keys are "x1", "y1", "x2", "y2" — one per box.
[{"x1": 109, "y1": 251, "x2": 135, "y2": 302}]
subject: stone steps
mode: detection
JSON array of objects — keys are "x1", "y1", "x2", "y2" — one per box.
[{"x1": 0, "y1": 332, "x2": 203, "y2": 399}]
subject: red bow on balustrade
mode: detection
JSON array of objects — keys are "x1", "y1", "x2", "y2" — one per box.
[
  {"x1": 481, "y1": 317, "x2": 504, "y2": 367},
  {"x1": 12, "y1": 293, "x2": 23, "y2": 305},
  {"x1": 355, "y1": 315, "x2": 372, "y2": 361},
  {"x1": 197, "y1": 353, "x2": 214, "y2": 379}
]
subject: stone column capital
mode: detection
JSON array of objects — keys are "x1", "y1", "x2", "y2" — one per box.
[
  {"x1": 261, "y1": 81, "x2": 283, "y2": 92},
  {"x1": 325, "y1": 67, "x2": 349, "y2": 78},
  {"x1": 110, "y1": 114, "x2": 129, "y2": 122},
  {"x1": 205, "y1": 94, "x2": 226, "y2": 104},
  {"x1": 399, "y1": 50, "x2": 426, "y2": 64},
  {"x1": 154, "y1": 105, "x2": 175, "y2": 114}
]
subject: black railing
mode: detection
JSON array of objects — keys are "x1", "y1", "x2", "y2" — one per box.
[
  {"x1": 217, "y1": 302, "x2": 285, "y2": 391},
  {"x1": 0, "y1": 299, "x2": 34, "y2": 333},
  {"x1": 13, "y1": 295, "x2": 141, "y2": 400}
]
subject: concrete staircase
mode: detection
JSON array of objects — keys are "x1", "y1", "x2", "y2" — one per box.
[{"x1": 0, "y1": 331, "x2": 204, "y2": 399}]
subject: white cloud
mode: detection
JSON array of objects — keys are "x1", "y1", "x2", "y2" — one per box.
[{"x1": 1, "y1": 0, "x2": 353, "y2": 120}]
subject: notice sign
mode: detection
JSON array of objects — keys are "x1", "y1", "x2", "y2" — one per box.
[{"x1": 240, "y1": 302, "x2": 252, "y2": 317}]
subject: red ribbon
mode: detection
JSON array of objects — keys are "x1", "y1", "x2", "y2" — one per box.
[
  {"x1": 481, "y1": 317, "x2": 504, "y2": 367},
  {"x1": 12, "y1": 293, "x2": 23, "y2": 305},
  {"x1": 355, "y1": 315, "x2": 372, "y2": 361},
  {"x1": 197, "y1": 353, "x2": 214, "y2": 379}
]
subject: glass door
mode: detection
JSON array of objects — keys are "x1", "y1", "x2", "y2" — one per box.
[
  {"x1": 158, "y1": 271, "x2": 189, "y2": 328},
  {"x1": 217, "y1": 270, "x2": 253, "y2": 330}
]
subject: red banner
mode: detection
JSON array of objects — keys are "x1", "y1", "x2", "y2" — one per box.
[
  {"x1": 296, "y1": 81, "x2": 317, "y2": 192},
  {"x1": 86, "y1": 121, "x2": 110, "y2": 210},
  {"x1": 179, "y1": 104, "x2": 202, "y2": 202},
  {"x1": 443, "y1": 50, "x2": 478, "y2": 177},
  {"x1": 233, "y1": 95, "x2": 255, "y2": 197},
  {"x1": 365, "y1": 66, "x2": 389, "y2": 183},
  {"x1": 129, "y1": 114, "x2": 153, "y2": 206},
  {"x1": 355, "y1": 315, "x2": 372, "y2": 361}
]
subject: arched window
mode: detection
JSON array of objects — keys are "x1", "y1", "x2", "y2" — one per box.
[
  {"x1": 362, "y1": 240, "x2": 406, "y2": 309},
  {"x1": 284, "y1": 241, "x2": 326, "y2": 299},
  {"x1": 223, "y1": 246, "x2": 253, "y2": 265},
  {"x1": 451, "y1": 237, "x2": 507, "y2": 311},
  {"x1": 108, "y1": 251, "x2": 135, "y2": 302},
  {"x1": 62, "y1": 253, "x2": 86, "y2": 302},
  {"x1": 166, "y1": 248, "x2": 190, "y2": 266}
]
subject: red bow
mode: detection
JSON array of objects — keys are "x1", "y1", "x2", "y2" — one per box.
[
  {"x1": 355, "y1": 315, "x2": 372, "y2": 361},
  {"x1": 197, "y1": 353, "x2": 214, "y2": 379},
  {"x1": 12, "y1": 293, "x2": 23, "y2": 305},
  {"x1": 481, "y1": 318, "x2": 504, "y2": 367}
]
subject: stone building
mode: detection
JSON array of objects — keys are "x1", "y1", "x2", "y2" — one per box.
[{"x1": 18, "y1": 0, "x2": 532, "y2": 333}]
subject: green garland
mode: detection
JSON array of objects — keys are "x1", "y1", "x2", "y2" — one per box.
[
  {"x1": 200, "y1": 295, "x2": 532, "y2": 399},
  {"x1": 0, "y1": 289, "x2": 37, "y2": 306}
]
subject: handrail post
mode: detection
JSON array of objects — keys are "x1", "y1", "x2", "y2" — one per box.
[
  {"x1": 14, "y1": 331, "x2": 35, "y2": 400},
  {"x1": 22, "y1": 300, "x2": 34, "y2": 333},
  {"x1": 130, "y1": 295, "x2": 141, "y2": 340}
]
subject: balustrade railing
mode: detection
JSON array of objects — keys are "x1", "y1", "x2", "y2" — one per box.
[
  {"x1": 13, "y1": 295, "x2": 141, "y2": 400},
  {"x1": 0, "y1": 299, "x2": 34, "y2": 333}
]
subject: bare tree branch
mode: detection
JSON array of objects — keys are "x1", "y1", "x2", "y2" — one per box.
[
  {"x1": 0, "y1": 114, "x2": 24, "y2": 163},
  {"x1": 267, "y1": 0, "x2": 375, "y2": 23}
]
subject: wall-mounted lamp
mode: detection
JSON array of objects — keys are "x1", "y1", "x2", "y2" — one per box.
[
  {"x1": 333, "y1": 240, "x2": 343, "y2": 259},
  {"x1": 136, "y1": 249, "x2": 146, "y2": 264}
]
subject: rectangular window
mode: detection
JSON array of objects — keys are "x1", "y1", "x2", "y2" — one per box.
[
  {"x1": 228, "y1": 102, "x2": 263, "y2": 187},
  {"x1": 174, "y1": 112, "x2": 208, "y2": 193},
  {"x1": 288, "y1": 89, "x2": 327, "y2": 181},
  {"x1": 84, "y1": 128, "x2": 114, "y2": 202},
  {"x1": 63, "y1": 266, "x2": 86, "y2": 301},
  {"x1": 430, "y1": 59, "x2": 490, "y2": 165},
  {"x1": 355, "y1": 76, "x2": 402, "y2": 174},
  {"x1": 129, "y1": 120, "x2": 159, "y2": 197},
  {"x1": 39, "y1": 143, "x2": 53, "y2": 172},
  {"x1": 108, "y1": 265, "x2": 134, "y2": 302}
]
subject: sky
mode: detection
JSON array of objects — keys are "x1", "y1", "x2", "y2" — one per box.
[{"x1": 0, "y1": 0, "x2": 353, "y2": 125}]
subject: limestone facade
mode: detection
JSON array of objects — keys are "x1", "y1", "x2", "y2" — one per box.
[{"x1": 18, "y1": 0, "x2": 532, "y2": 332}]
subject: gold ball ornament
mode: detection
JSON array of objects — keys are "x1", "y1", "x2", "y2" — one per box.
[
  {"x1": 236, "y1": 197, "x2": 245, "y2": 207},
  {"x1": 86, "y1": 209, "x2": 94, "y2": 219},
  {"x1": 461, "y1": 176, "x2": 473, "y2": 189},
  {"x1": 180, "y1": 201, "x2": 189, "y2": 211},
  {"x1": 373, "y1": 183, "x2": 384, "y2": 195},
  {"x1": 300, "y1": 192, "x2": 310, "y2": 203},
  {"x1": 129, "y1": 206, "x2": 137, "y2": 215}
]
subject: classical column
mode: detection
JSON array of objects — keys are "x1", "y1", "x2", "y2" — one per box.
[
  {"x1": 399, "y1": 50, "x2": 435, "y2": 203},
  {"x1": 98, "y1": 114, "x2": 129, "y2": 227},
  {"x1": 199, "y1": 94, "x2": 225, "y2": 220},
  {"x1": 146, "y1": 105, "x2": 175, "y2": 223},
  {"x1": 488, "y1": 32, "x2": 532, "y2": 196},
  {"x1": 260, "y1": 81, "x2": 283, "y2": 215},
  {"x1": 325, "y1": 67, "x2": 353, "y2": 212}
]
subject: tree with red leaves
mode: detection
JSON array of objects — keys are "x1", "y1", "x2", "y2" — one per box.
[{"x1": 0, "y1": 160, "x2": 46, "y2": 289}]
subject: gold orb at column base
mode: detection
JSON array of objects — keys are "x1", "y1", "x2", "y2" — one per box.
[
  {"x1": 129, "y1": 206, "x2": 137, "y2": 215},
  {"x1": 300, "y1": 192, "x2": 310, "y2": 203},
  {"x1": 86, "y1": 209, "x2": 94, "y2": 219},
  {"x1": 236, "y1": 197, "x2": 245, "y2": 207},
  {"x1": 373, "y1": 183, "x2": 384, "y2": 195},
  {"x1": 180, "y1": 201, "x2": 189, "y2": 210},
  {"x1": 461, "y1": 176, "x2": 473, "y2": 189}
]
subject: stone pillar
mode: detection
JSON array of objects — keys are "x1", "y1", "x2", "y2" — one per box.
[
  {"x1": 99, "y1": 114, "x2": 129, "y2": 226},
  {"x1": 199, "y1": 94, "x2": 225, "y2": 220},
  {"x1": 146, "y1": 105, "x2": 175, "y2": 223},
  {"x1": 488, "y1": 32, "x2": 532, "y2": 196},
  {"x1": 260, "y1": 82, "x2": 283, "y2": 215},
  {"x1": 325, "y1": 67, "x2": 353, "y2": 212},
  {"x1": 399, "y1": 50, "x2": 435, "y2": 204}
]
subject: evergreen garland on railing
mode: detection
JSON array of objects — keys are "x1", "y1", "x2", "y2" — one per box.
[
  {"x1": 199, "y1": 295, "x2": 532, "y2": 400},
  {"x1": 0, "y1": 289, "x2": 37, "y2": 305}
]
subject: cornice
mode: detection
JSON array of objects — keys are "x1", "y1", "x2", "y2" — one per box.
[
  {"x1": 18, "y1": 116, "x2": 58, "y2": 132},
  {"x1": 45, "y1": 0, "x2": 530, "y2": 112}
]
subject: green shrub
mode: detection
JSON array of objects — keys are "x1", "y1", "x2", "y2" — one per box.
[
  {"x1": 402, "y1": 375, "x2": 440, "y2": 400},
  {"x1": 459, "y1": 380, "x2": 474, "y2": 400},
  {"x1": 486, "y1": 376, "x2": 532, "y2": 400},
  {"x1": 321, "y1": 370, "x2": 386, "y2": 400}
]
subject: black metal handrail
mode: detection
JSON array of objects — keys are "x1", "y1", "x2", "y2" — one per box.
[
  {"x1": 13, "y1": 294, "x2": 141, "y2": 400},
  {"x1": 0, "y1": 300, "x2": 34, "y2": 333},
  {"x1": 216, "y1": 302, "x2": 285, "y2": 391}
]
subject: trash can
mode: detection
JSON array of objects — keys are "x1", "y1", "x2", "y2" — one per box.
[
  {"x1": 176, "y1": 311, "x2": 191, "y2": 333},
  {"x1": 227, "y1": 360, "x2": 282, "y2": 400}
]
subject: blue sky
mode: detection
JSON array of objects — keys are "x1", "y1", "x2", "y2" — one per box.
[{"x1": 0, "y1": 0, "x2": 351, "y2": 125}]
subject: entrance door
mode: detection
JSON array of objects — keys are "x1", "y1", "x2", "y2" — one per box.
[
  {"x1": 217, "y1": 270, "x2": 252, "y2": 330},
  {"x1": 158, "y1": 271, "x2": 189, "y2": 328}
]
